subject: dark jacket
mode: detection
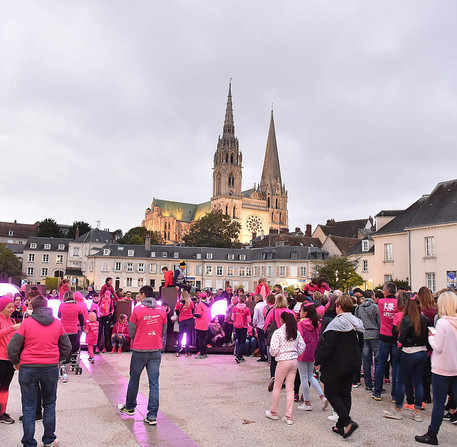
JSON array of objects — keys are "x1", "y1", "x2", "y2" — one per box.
[
  {"x1": 320, "y1": 309, "x2": 337, "y2": 337},
  {"x1": 315, "y1": 313, "x2": 364, "y2": 383},
  {"x1": 398, "y1": 314, "x2": 431, "y2": 350},
  {"x1": 355, "y1": 298, "x2": 381, "y2": 339}
]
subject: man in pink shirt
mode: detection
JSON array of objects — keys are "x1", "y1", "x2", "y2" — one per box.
[
  {"x1": 117, "y1": 286, "x2": 167, "y2": 426},
  {"x1": 372, "y1": 282, "x2": 399, "y2": 401},
  {"x1": 8, "y1": 294, "x2": 71, "y2": 447}
]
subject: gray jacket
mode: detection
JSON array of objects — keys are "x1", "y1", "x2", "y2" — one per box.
[{"x1": 355, "y1": 299, "x2": 381, "y2": 339}]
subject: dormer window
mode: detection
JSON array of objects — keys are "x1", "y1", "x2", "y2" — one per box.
[
  {"x1": 362, "y1": 240, "x2": 369, "y2": 252},
  {"x1": 30, "y1": 243, "x2": 37, "y2": 249},
  {"x1": 196, "y1": 253, "x2": 202, "y2": 260},
  {"x1": 162, "y1": 252, "x2": 168, "y2": 258},
  {"x1": 227, "y1": 254, "x2": 234, "y2": 260},
  {"x1": 173, "y1": 252, "x2": 179, "y2": 259},
  {"x1": 206, "y1": 253, "x2": 213, "y2": 260},
  {"x1": 103, "y1": 249, "x2": 111, "y2": 256},
  {"x1": 239, "y1": 254, "x2": 246, "y2": 261},
  {"x1": 8, "y1": 230, "x2": 13, "y2": 236},
  {"x1": 44, "y1": 244, "x2": 51, "y2": 250},
  {"x1": 151, "y1": 251, "x2": 156, "y2": 258},
  {"x1": 58, "y1": 244, "x2": 65, "y2": 250},
  {"x1": 128, "y1": 250, "x2": 134, "y2": 257}
]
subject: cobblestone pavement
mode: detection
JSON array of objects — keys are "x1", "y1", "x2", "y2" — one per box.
[{"x1": 5, "y1": 352, "x2": 456, "y2": 446}]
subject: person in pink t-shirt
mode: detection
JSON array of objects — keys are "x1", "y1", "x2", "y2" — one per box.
[
  {"x1": 194, "y1": 293, "x2": 211, "y2": 359},
  {"x1": 175, "y1": 291, "x2": 194, "y2": 357},
  {"x1": 116, "y1": 286, "x2": 167, "y2": 426}
]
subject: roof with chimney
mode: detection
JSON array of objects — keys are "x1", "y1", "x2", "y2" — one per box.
[
  {"x1": 0, "y1": 221, "x2": 38, "y2": 239},
  {"x1": 25, "y1": 237, "x2": 71, "y2": 251},
  {"x1": 375, "y1": 179, "x2": 457, "y2": 235},
  {"x1": 315, "y1": 218, "x2": 374, "y2": 239},
  {"x1": 73, "y1": 228, "x2": 114, "y2": 244},
  {"x1": 251, "y1": 232, "x2": 322, "y2": 249}
]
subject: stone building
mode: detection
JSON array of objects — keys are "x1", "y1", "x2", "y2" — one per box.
[{"x1": 143, "y1": 82, "x2": 288, "y2": 244}]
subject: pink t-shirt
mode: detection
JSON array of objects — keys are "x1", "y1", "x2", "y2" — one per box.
[
  {"x1": 378, "y1": 297, "x2": 398, "y2": 337},
  {"x1": 130, "y1": 305, "x2": 167, "y2": 351},
  {"x1": 58, "y1": 302, "x2": 82, "y2": 334},
  {"x1": 0, "y1": 314, "x2": 15, "y2": 361},
  {"x1": 195, "y1": 302, "x2": 211, "y2": 331},
  {"x1": 176, "y1": 301, "x2": 194, "y2": 322},
  {"x1": 85, "y1": 321, "x2": 99, "y2": 344},
  {"x1": 16, "y1": 317, "x2": 66, "y2": 365}
]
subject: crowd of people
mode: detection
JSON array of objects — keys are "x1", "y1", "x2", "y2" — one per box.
[{"x1": 0, "y1": 274, "x2": 456, "y2": 446}]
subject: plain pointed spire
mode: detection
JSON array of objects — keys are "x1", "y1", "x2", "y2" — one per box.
[
  {"x1": 223, "y1": 80, "x2": 235, "y2": 137},
  {"x1": 260, "y1": 109, "x2": 282, "y2": 190}
]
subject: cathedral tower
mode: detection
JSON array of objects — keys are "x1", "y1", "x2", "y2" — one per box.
[
  {"x1": 259, "y1": 110, "x2": 288, "y2": 230},
  {"x1": 211, "y1": 82, "x2": 243, "y2": 219}
]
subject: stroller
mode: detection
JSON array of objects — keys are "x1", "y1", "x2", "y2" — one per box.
[{"x1": 60, "y1": 333, "x2": 83, "y2": 382}]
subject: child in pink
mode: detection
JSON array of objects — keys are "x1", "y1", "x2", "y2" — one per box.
[
  {"x1": 111, "y1": 314, "x2": 130, "y2": 353},
  {"x1": 85, "y1": 312, "x2": 99, "y2": 363}
]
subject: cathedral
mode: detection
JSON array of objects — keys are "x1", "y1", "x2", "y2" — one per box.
[{"x1": 142, "y1": 83, "x2": 289, "y2": 244}]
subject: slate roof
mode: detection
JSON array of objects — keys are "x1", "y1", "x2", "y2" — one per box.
[
  {"x1": 74, "y1": 228, "x2": 114, "y2": 244},
  {"x1": 375, "y1": 179, "x2": 457, "y2": 235},
  {"x1": 317, "y1": 218, "x2": 373, "y2": 239},
  {"x1": 25, "y1": 237, "x2": 71, "y2": 251},
  {"x1": 251, "y1": 234, "x2": 322, "y2": 249},
  {"x1": 153, "y1": 199, "x2": 211, "y2": 222},
  {"x1": 90, "y1": 244, "x2": 328, "y2": 262},
  {"x1": 347, "y1": 240, "x2": 375, "y2": 256},
  {"x1": 327, "y1": 236, "x2": 360, "y2": 255},
  {"x1": 374, "y1": 210, "x2": 404, "y2": 218},
  {"x1": 0, "y1": 221, "x2": 38, "y2": 239}
]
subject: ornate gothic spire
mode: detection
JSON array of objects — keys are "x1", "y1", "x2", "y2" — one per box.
[
  {"x1": 260, "y1": 109, "x2": 282, "y2": 191},
  {"x1": 223, "y1": 80, "x2": 235, "y2": 137}
]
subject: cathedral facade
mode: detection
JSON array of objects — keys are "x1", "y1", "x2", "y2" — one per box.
[{"x1": 142, "y1": 83, "x2": 288, "y2": 244}]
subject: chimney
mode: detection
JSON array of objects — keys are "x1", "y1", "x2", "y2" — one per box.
[
  {"x1": 75, "y1": 226, "x2": 80, "y2": 239},
  {"x1": 295, "y1": 227, "x2": 301, "y2": 233},
  {"x1": 305, "y1": 224, "x2": 312, "y2": 237},
  {"x1": 145, "y1": 234, "x2": 151, "y2": 251}
]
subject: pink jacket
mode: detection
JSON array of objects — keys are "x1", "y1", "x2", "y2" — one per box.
[
  {"x1": 231, "y1": 303, "x2": 251, "y2": 329},
  {"x1": 89, "y1": 301, "x2": 100, "y2": 318},
  {"x1": 112, "y1": 321, "x2": 129, "y2": 338},
  {"x1": 58, "y1": 302, "x2": 82, "y2": 334},
  {"x1": 100, "y1": 284, "x2": 119, "y2": 302},
  {"x1": 85, "y1": 321, "x2": 99, "y2": 344},
  {"x1": 297, "y1": 318, "x2": 320, "y2": 362},
  {"x1": 255, "y1": 283, "x2": 270, "y2": 299},
  {"x1": 99, "y1": 297, "x2": 113, "y2": 317},
  {"x1": 0, "y1": 314, "x2": 15, "y2": 361},
  {"x1": 195, "y1": 302, "x2": 211, "y2": 331},
  {"x1": 429, "y1": 316, "x2": 457, "y2": 376},
  {"x1": 264, "y1": 307, "x2": 295, "y2": 330},
  {"x1": 74, "y1": 292, "x2": 88, "y2": 323}
]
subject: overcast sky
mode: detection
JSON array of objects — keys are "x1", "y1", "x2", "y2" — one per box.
[{"x1": 2, "y1": 1, "x2": 457, "y2": 235}]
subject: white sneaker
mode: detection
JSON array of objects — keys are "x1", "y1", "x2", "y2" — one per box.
[
  {"x1": 297, "y1": 403, "x2": 312, "y2": 411},
  {"x1": 321, "y1": 397, "x2": 329, "y2": 410},
  {"x1": 282, "y1": 416, "x2": 293, "y2": 425},
  {"x1": 62, "y1": 374, "x2": 68, "y2": 383},
  {"x1": 265, "y1": 410, "x2": 279, "y2": 420},
  {"x1": 328, "y1": 410, "x2": 338, "y2": 422},
  {"x1": 383, "y1": 409, "x2": 403, "y2": 420},
  {"x1": 409, "y1": 411, "x2": 422, "y2": 422}
]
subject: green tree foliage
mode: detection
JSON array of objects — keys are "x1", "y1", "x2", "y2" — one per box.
[
  {"x1": 375, "y1": 278, "x2": 410, "y2": 291},
  {"x1": 68, "y1": 221, "x2": 92, "y2": 239},
  {"x1": 112, "y1": 229, "x2": 123, "y2": 242},
  {"x1": 118, "y1": 227, "x2": 164, "y2": 245},
  {"x1": 0, "y1": 244, "x2": 22, "y2": 278},
  {"x1": 315, "y1": 256, "x2": 364, "y2": 292},
  {"x1": 37, "y1": 218, "x2": 62, "y2": 238},
  {"x1": 183, "y1": 210, "x2": 242, "y2": 248}
]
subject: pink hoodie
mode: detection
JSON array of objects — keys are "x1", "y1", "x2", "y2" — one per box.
[
  {"x1": 0, "y1": 314, "x2": 15, "y2": 361},
  {"x1": 231, "y1": 303, "x2": 251, "y2": 329},
  {"x1": 58, "y1": 302, "x2": 82, "y2": 334},
  {"x1": 297, "y1": 318, "x2": 320, "y2": 362},
  {"x1": 264, "y1": 307, "x2": 295, "y2": 330},
  {"x1": 429, "y1": 316, "x2": 457, "y2": 376},
  {"x1": 74, "y1": 292, "x2": 88, "y2": 323}
]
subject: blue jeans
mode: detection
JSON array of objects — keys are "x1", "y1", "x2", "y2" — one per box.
[
  {"x1": 126, "y1": 351, "x2": 161, "y2": 420},
  {"x1": 257, "y1": 328, "x2": 267, "y2": 360},
  {"x1": 235, "y1": 328, "x2": 247, "y2": 359},
  {"x1": 362, "y1": 338, "x2": 379, "y2": 388},
  {"x1": 428, "y1": 373, "x2": 457, "y2": 436},
  {"x1": 374, "y1": 340, "x2": 398, "y2": 397},
  {"x1": 19, "y1": 365, "x2": 59, "y2": 447},
  {"x1": 395, "y1": 350, "x2": 428, "y2": 408},
  {"x1": 177, "y1": 318, "x2": 194, "y2": 354}
]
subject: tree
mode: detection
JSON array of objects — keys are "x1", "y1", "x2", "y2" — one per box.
[
  {"x1": 183, "y1": 210, "x2": 242, "y2": 248},
  {"x1": 315, "y1": 256, "x2": 364, "y2": 292},
  {"x1": 0, "y1": 244, "x2": 22, "y2": 278},
  {"x1": 68, "y1": 221, "x2": 92, "y2": 239},
  {"x1": 375, "y1": 278, "x2": 409, "y2": 291},
  {"x1": 37, "y1": 218, "x2": 62, "y2": 238},
  {"x1": 112, "y1": 229, "x2": 123, "y2": 242},
  {"x1": 118, "y1": 227, "x2": 164, "y2": 245}
]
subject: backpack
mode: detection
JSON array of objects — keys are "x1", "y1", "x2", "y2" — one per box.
[{"x1": 265, "y1": 308, "x2": 277, "y2": 346}]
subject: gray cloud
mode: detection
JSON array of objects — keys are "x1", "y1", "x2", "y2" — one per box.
[{"x1": 2, "y1": 0, "x2": 457, "y2": 234}]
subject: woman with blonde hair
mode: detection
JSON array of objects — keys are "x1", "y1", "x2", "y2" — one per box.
[
  {"x1": 175, "y1": 291, "x2": 194, "y2": 357},
  {"x1": 415, "y1": 291, "x2": 457, "y2": 445}
]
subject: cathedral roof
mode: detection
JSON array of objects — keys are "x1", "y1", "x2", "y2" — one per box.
[
  {"x1": 154, "y1": 199, "x2": 211, "y2": 222},
  {"x1": 260, "y1": 110, "x2": 282, "y2": 191}
]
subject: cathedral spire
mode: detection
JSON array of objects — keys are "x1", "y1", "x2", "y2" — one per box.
[
  {"x1": 223, "y1": 79, "x2": 235, "y2": 137},
  {"x1": 260, "y1": 109, "x2": 282, "y2": 191}
]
